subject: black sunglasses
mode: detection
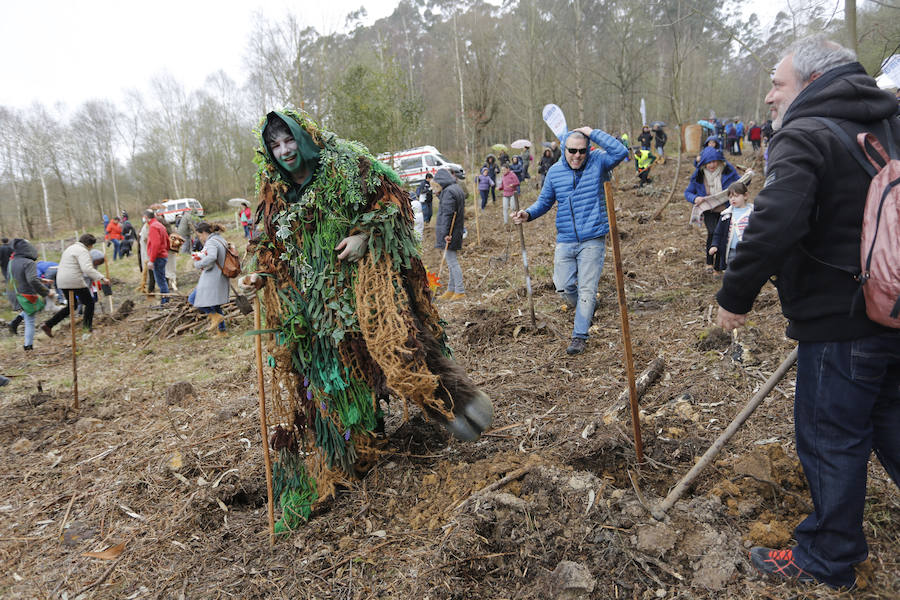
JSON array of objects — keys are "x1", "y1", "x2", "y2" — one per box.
[{"x1": 566, "y1": 147, "x2": 588, "y2": 155}]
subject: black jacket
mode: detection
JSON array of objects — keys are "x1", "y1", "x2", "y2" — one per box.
[
  {"x1": 638, "y1": 130, "x2": 653, "y2": 147},
  {"x1": 433, "y1": 169, "x2": 466, "y2": 251},
  {"x1": 8, "y1": 239, "x2": 49, "y2": 297},
  {"x1": 414, "y1": 179, "x2": 433, "y2": 205},
  {"x1": 716, "y1": 62, "x2": 900, "y2": 341},
  {"x1": 654, "y1": 129, "x2": 667, "y2": 145},
  {"x1": 0, "y1": 242, "x2": 11, "y2": 280}
]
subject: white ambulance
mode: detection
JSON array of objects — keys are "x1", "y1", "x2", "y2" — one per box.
[{"x1": 377, "y1": 146, "x2": 464, "y2": 187}]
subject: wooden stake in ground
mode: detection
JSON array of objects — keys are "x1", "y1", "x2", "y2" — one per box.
[
  {"x1": 651, "y1": 151, "x2": 683, "y2": 221},
  {"x1": 603, "y1": 181, "x2": 643, "y2": 463},
  {"x1": 68, "y1": 290, "x2": 78, "y2": 410},
  {"x1": 437, "y1": 212, "x2": 458, "y2": 284},
  {"x1": 254, "y1": 296, "x2": 276, "y2": 546},
  {"x1": 512, "y1": 195, "x2": 536, "y2": 327},
  {"x1": 652, "y1": 347, "x2": 798, "y2": 519},
  {"x1": 102, "y1": 243, "x2": 113, "y2": 313}
]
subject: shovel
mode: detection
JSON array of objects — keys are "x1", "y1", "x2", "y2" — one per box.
[{"x1": 229, "y1": 283, "x2": 253, "y2": 315}]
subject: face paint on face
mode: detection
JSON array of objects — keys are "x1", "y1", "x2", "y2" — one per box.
[{"x1": 267, "y1": 131, "x2": 302, "y2": 174}]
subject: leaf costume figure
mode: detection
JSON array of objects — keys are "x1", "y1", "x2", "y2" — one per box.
[{"x1": 247, "y1": 110, "x2": 493, "y2": 532}]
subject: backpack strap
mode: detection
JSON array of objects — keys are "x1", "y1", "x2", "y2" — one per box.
[
  {"x1": 811, "y1": 117, "x2": 878, "y2": 178},
  {"x1": 858, "y1": 132, "x2": 892, "y2": 171}
]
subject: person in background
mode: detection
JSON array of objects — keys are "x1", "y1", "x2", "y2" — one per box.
[
  {"x1": 414, "y1": 173, "x2": 434, "y2": 223},
  {"x1": 106, "y1": 216, "x2": 123, "y2": 260},
  {"x1": 633, "y1": 147, "x2": 656, "y2": 187},
  {"x1": 538, "y1": 148, "x2": 555, "y2": 188},
  {"x1": 433, "y1": 169, "x2": 467, "y2": 302},
  {"x1": 510, "y1": 126, "x2": 628, "y2": 355},
  {"x1": 0, "y1": 238, "x2": 11, "y2": 281},
  {"x1": 510, "y1": 154, "x2": 524, "y2": 183},
  {"x1": 239, "y1": 202, "x2": 252, "y2": 239},
  {"x1": 477, "y1": 167, "x2": 492, "y2": 211},
  {"x1": 120, "y1": 217, "x2": 136, "y2": 258},
  {"x1": 41, "y1": 234, "x2": 108, "y2": 336},
  {"x1": 684, "y1": 145, "x2": 740, "y2": 272},
  {"x1": 35, "y1": 260, "x2": 63, "y2": 306},
  {"x1": 482, "y1": 154, "x2": 499, "y2": 205},
  {"x1": 139, "y1": 215, "x2": 155, "y2": 294},
  {"x1": 747, "y1": 120, "x2": 763, "y2": 151},
  {"x1": 735, "y1": 118, "x2": 745, "y2": 154},
  {"x1": 144, "y1": 210, "x2": 170, "y2": 306},
  {"x1": 177, "y1": 209, "x2": 196, "y2": 255},
  {"x1": 708, "y1": 181, "x2": 752, "y2": 271},
  {"x1": 189, "y1": 222, "x2": 231, "y2": 336},
  {"x1": 497, "y1": 164, "x2": 520, "y2": 225},
  {"x1": 7, "y1": 239, "x2": 50, "y2": 352},
  {"x1": 653, "y1": 125, "x2": 667, "y2": 164},
  {"x1": 519, "y1": 145, "x2": 532, "y2": 185},
  {"x1": 637, "y1": 125, "x2": 653, "y2": 150},
  {"x1": 620, "y1": 132, "x2": 631, "y2": 162}
]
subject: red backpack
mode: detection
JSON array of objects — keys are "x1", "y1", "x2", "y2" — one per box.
[{"x1": 815, "y1": 118, "x2": 900, "y2": 328}]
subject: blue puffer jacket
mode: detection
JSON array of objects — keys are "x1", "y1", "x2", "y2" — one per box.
[
  {"x1": 523, "y1": 129, "x2": 627, "y2": 243},
  {"x1": 684, "y1": 147, "x2": 740, "y2": 204}
]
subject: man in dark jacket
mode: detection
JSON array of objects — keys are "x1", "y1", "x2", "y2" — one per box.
[
  {"x1": 433, "y1": 169, "x2": 466, "y2": 301},
  {"x1": 716, "y1": 35, "x2": 900, "y2": 590},
  {"x1": 414, "y1": 174, "x2": 434, "y2": 223}
]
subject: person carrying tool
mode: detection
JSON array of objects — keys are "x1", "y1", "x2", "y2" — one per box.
[
  {"x1": 510, "y1": 126, "x2": 627, "y2": 355},
  {"x1": 716, "y1": 35, "x2": 900, "y2": 590},
  {"x1": 433, "y1": 168, "x2": 467, "y2": 301},
  {"x1": 633, "y1": 147, "x2": 656, "y2": 187}
]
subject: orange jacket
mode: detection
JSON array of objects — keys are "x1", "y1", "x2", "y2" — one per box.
[{"x1": 105, "y1": 221, "x2": 123, "y2": 241}]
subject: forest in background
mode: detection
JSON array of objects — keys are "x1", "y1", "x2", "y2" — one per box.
[{"x1": 0, "y1": 0, "x2": 897, "y2": 238}]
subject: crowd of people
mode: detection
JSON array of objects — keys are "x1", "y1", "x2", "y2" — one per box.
[{"x1": 1, "y1": 34, "x2": 897, "y2": 594}]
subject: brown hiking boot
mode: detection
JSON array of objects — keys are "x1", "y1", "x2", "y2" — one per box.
[{"x1": 41, "y1": 323, "x2": 54, "y2": 338}]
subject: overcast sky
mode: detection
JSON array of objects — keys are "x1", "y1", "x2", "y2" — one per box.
[{"x1": 0, "y1": 0, "x2": 786, "y2": 113}]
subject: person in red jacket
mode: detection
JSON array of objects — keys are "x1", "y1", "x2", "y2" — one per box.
[
  {"x1": 747, "y1": 120, "x2": 763, "y2": 151},
  {"x1": 105, "y1": 217, "x2": 124, "y2": 261},
  {"x1": 143, "y1": 209, "x2": 170, "y2": 305}
]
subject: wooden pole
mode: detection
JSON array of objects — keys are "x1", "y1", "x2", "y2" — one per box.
[
  {"x1": 603, "y1": 181, "x2": 642, "y2": 463},
  {"x1": 472, "y1": 179, "x2": 481, "y2": 246},
  {"x1": 254, "y1": 296, "x2": 276, "y2": 546},
  {"x1": 512, "y1": 196, "x2": 536, "y2": 327},
  {"x1": 652, "y1": 347, "x2": 798, "y2": 519},
  {"x1": 68, "y1": 290, "x2": 78, "y2": 410},
  {"x1": 102, "y1": 244, "x2": 113, "y2": 313},
  {"x1": 437, "y1": 212, "x2": 458, "y2": 283},
  {"x1": 651, "y1": 151, "x2": 683, "y2": 221}
]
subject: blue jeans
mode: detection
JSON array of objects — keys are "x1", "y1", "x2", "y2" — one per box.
[
  {"x1": 188, "y1": 289, "x2": 225, "y2": 330},
  {"x1": 111, "y1": 239, "x2": 121, "y2": 260},
  {"x1": 792, "y1": 333, "x2": 900, "y2": 588},
  {"x1": 444, "y1": 250, "x2": 464, "y2": 293},
  {"x1": 552, "y1": 237, "x2": 606, "y2": 339},
  {"x1": 21, "y1": 311, "x2": 35, "y2": 347},
  {"x1": 153, "y1": 258, "x2": 170, "y2": 304}
]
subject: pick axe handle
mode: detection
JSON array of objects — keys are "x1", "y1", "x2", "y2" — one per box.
[{"x1": 652, "y1": 347, "x2": 798, "y2": 519}]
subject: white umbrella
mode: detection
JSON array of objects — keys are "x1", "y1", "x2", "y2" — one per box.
[
  {"x1": 510, "y1": 139, "x2": 532, "y2": 149},
  {"x1": 228, "y1": 198, "x2": 250, "y2": 207}
]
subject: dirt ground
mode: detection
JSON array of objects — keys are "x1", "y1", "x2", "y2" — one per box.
[{"x1": 1, "y1": 156, "x2": 897, "y2": 600}]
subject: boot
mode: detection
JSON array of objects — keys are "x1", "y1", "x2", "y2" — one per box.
[
  {"x1": 8, "y1": 314, "x2": 22, "y2": 335},
  {"x1": 41, "y1": 323, "x2": 54, "y2": 338},
  {"x1": 207, "y1": 313, "x2": 225, "y2": 332},
  {"x1": 437, "y1": 290, "x2": 455, "y2": 301}
]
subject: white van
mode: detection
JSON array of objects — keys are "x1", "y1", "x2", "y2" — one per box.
[
  {"x1": 156, "y1": 198, "x2": 205, "y2": 224},
  {"x1": 377, "y1": 146, "x2": 464, "y2": 187}
]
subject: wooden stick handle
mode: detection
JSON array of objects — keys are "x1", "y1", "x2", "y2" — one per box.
[
  {"x1": 68, "y1": 290, "x2": 78, "y2": 410},
  {"x1": 653, "y1": 347, "x2": 798, "y2": 519},
  {"x1": 603, "y1": 181, "x2": 642, "y2": 463},
  {"x1": 437, "y1": 212, "x2": 458, "y2": 282},
  {"x1": 254, "y1": 296, "x2": 276, "y2": 546}
]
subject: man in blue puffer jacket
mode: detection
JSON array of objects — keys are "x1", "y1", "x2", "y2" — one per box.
[{"x1": 511, "y1": 126, "x2": 627, "y2": 355}]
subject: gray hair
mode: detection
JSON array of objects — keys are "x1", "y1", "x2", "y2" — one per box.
[
  {"x1": 566, "y1": 131, "x2": 589, "y2": 146},
  {"x1": 787, "y1": 35, "x2": 856, "y2": 83}
]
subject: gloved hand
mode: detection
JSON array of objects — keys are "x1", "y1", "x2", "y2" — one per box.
[
  {"x1": 237, "y1": 273, "x2": 263, "y2": 293},
  {"x1": 335, "y1": 233, "x2": 369, "y2": 262}
]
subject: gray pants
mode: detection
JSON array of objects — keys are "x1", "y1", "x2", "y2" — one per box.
[{"x1": 445, "y1": 250, "x2": 465, "y2": 293}]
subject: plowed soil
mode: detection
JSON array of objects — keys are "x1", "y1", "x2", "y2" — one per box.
[{"x1": 1, "y1": 155, "x2": 897, "y2": 599}]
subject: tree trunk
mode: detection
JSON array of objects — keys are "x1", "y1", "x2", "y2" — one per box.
[
  {"x1": 452, "y1": 11, "x2": 470, "y2": 168},
  {"x1": 39, "y1": 171, "x2": 53, "y2": 235},
  {"x1": 109, "y1": 154, "x2": 120, "y2": 218},
  {"x1": 845, "y1": 0, "x2": 857, "y2": 55},
  {"x1": 573, "y1": 0, "x2": 585, "y2": 124}
]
